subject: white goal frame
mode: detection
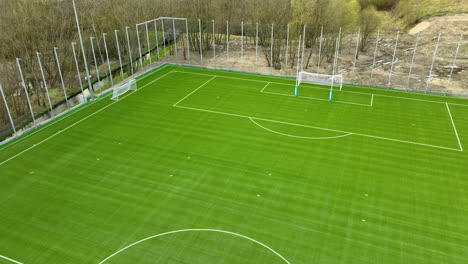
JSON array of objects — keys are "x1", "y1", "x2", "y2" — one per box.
[
  {"x1": 111, "y1": 79, "x2": 137, "y2": 100},
  {"x1": 297, "y1": 71, "x2": 343, "y2": 91}
]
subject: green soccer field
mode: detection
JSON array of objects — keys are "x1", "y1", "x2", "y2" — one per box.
[{"x1": 0, "y1": 64, "x2": 467, "y2": 264}]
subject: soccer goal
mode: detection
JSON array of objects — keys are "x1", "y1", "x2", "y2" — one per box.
[
  {"x1": 295, "y1": 71, "x2": 343, "y2": 101},
  {"x1": 111, "y1": 79, "x2": 137, "y2": 100}
]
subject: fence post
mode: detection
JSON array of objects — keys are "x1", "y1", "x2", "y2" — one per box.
[
  {"x1": 301, "y1": 25, "x2": 306, "y2": 71},
  {"x1": 285, "y1": 24, "x2": 290, "y2": 70},
  {"x1": 212, "y1": 20, "x2": 216, "y2": 68},
  {"x1": 136, "y1": 25, "x2": 143, "y2": 68},
  {"x1": 226, "y1": 20, "x2": 230, "y2": 69},
  {"x1": 172, "y1": 18, "x2": 178, "y2": 59},
  {"x1": 445, "y1": 34, "x2": 463, "y2": 95},
  {"x1": 241, "y1": 21, "x2": 244, "y2": 70},
  {"x1": 102, "y1": 33, "x2": 114, "y2": 87},
  {"x1": 0, "y1": 84, "x2": 17, "y2": 136},
  {"x1": 270, "y1": 24, "x2": 274, "y2": 74},
  {"x1": 114, "y1": 30, "x2": 125, "y2": 80},
  {"x1": 71, "y1": 42, "x2": 86, "y2": 103},
  {"x1": 145, "y1": 23, "x2": 152, "y2": 65},
  {"x1": 255, "y1": 23, "x2": 259, "y2": 73},
  {"x1": 425, "y1": 33, "x2": 441, "y2": 93},
  {"x1": 53, "y1": 47, "x2": 70, "y2": 109},
  {"x1": 407, "y1": 33, "x2": 419, "y2": 89},
  {"x1": 161, "y1": 20, "x2": 167, "y2": 60},
  {"x1": 370, "y1": 30, "x2": 381, "y2": 86},
  {"x1": 352, "y1": 28, "x2": 361, "y2": 83},
  {"x1": 125, "y1": 27, "x2": 134, "y2": 75},
  {"x1": 16, "y1": 58, "x2": 36, "y2": 125},
  {"x1": 154, "y1": 21, "x2": 160, "y2": 61},
  {"x1": 198, "y1": 19, "x2": 203, "y2": 65},
  {"x1": 387, "y1": 31, "x2": 400, "y2": 87},
  {"x1": 36, "y1": 52, "x2": 54, "y2": 117},
  {"x1": 317, "y1": 26, "x2": 323, "y2": 72},
  {"x1": 185, "y1": 19, "x2": 190, "y2": 64}
]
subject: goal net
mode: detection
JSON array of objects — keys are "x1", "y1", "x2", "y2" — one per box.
[
  {"x1": 297, "y1": 71, "x2": 343, "y2": 91},
  {"x1": 111, "y1": 79, "x2": 137, "y2": 100}
]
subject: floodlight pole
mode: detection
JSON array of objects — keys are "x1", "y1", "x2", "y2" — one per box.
[
  {"x1": 145, "y1": 23, "x2": 152, "y2": 65},
  {"x1": 16, "y1": 58, "x2": 36, "y2": 125},
  {"x1": 198, "y1": 19, "x2": 203, "y2": 65},
  {"x1": 0, "y1": 84, "x2": 16, "y2": 135},
  {"x1": 185, "y1": 19, "x2": 190, "y2": 64},
  {"x1": 255, "y1": 23, "x2": 259, "y2": 73},
  {"x1": 114, "y1": 30, "x2": 124, "y2": 80},
  {"x1": 241, "y1": 21, "x2": 244, "y2": 70},
  {"x1": 212, "y1": 20, "x2": 216, "y2": 68},
  {"x1": 172, "y1": 18, "x2": 178, "y2": 59},
  {"x1": 90, "y1": 37, "x2": 101, "y2": 82},
  {"x1": 154, "y1": 21, "x2": 160, "y2": 61},
  {"x1": 71, "y1": 42, "x2": 86, "y2": 103},
  {"x1": 285, "y1": 24, "x2": 290, "y2": 70},
  {"x1": 370, "y1": 30, "x2": 380, "y2": 85},
  {"x1": 136, "y1": 25, "x2": 143, "y2": 68},
  {"x1": 102, "y1": 33, "x2": 113, "y2": 87},
  {"x1": 71, "y1": 0, "x2": 94, "y2": 99},
  {"x1": 36, "y1": 52, "x2": 54, "y2": 117},
  {"x1": 125, "y1": 27, "x2": 134, "y2": 75},
  {"x1": 387, "y1": 31, "x2": 400, "y2": 87},
  {"x1": 407, "y1": 33, "x2": 419, "y2": 89},
  {"x1": 352, "y1": 28, "x2": 361, "y2": 82},
  {"x1": 425, "y1": 33, "x2": 441, "y2": 93},
  {"x1": 317, "y1": 26, "x2": 323, "y2": 71},
  {"x1": 270, "y1": 24, "x2": 274, "y2": 74},
  {"x1": 53, "y1": 47, "x2": 70, "y2": 109},
  {"x1": 445, "y1": 34, "x2": 463, "y2": 95}
]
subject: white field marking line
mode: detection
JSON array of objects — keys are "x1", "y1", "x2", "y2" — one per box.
[
  {"x1": 446, "y1": 103, "x2": 464, "y2": 151},
  {"x1": 0, "y1": 72, "x2": 175, "y2": 166},
  {"x1": 98, "y1": 229, "x2": 291, "y2": 264},
  {"x1": 173, "y1": 70, "x2": 468, "y2": 107},
  {"x1": 0, "y1": 255, "x2": 26, "y2": 264},
  {"x1": 249, "y1": 117, "x2": 352, "y2": 140},
  {"x1": 173, "y1": 76, "x2": 216, "y2": 106},
  {"x1": 260, "y1": 82, "x2": 271, "y2": 92},
  {"x1": 371, "y1": 94, "x2": 375, "y2": 106},
  {"x1": 174, "y1": 104, "x2": 462, "y2": 152},
  {"x1": 262, "y1": 90, "x2": 372, "y2": 107}
]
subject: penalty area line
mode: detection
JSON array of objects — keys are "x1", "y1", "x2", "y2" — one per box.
[
  {"x1": 446, "y1": 103, "x2": 463, "y2": 151},
  {"x1": 0, "y1": 254, "x2": 26, "y2": 264},
  {"x1": 173, "y1": 76, "x2": 216, "y2": 106}
]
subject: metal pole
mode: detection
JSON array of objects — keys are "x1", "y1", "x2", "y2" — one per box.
[
  {"x1": 198, "y1": 19, "x2": 203, "y2": 65},
  {"x1": 145, "y1": 23, "x2": 152, "y2": 65},
  {"x1": 16, "y1": 58, "x2": 36, "y2": 125},
  {"x1": 71, "y1": 0, "x2": 94, "y2": 98},
  {"x1": 185, "y1": 19, "x2": 190, "y2": 64},
  {"x1": 301, "y1": 25, "x2": 306, "y2": 71},
  {"x1": 71, "y1": 42, "x2": 86, "y2": 103},
  {"x1": 331, "y1": 38, "x2": 339, "y2": 90},
  {"x1": 317, "y1": 26, "x2": 323, "y2": 71},
  {"x1": 407, "y1": 33, "x2": 419, "y2": 89},
  {"x1": 294, "y1": 35, "x2": 302, "y2": 96},
  {"x1": 226, "y1": 20, "x2": 230, "y2": 68},
  {"x1": 154, "y1": 21, "x2": 160, "y2": 61},
  {"x1": 114, "y1": 30, "x2": 124, "y2": 80},
  {"x1": 255, "y1": 23, "x2": 259, "y2": 73},
  {"x1": 0, "y1": 84, "x2": 16, "y2": 135},
  {"x1": 387, "y1": 31, "x2": 400, "y2": 87},
  {"x1": 36, "y1": 52, "x2": 54, "y2": 117},
  {"x1": 335, "y1": 27, "x2": 342, "y2": 73},
  {"x1": 445, "y1": 34, "x2": 463, "y2": 95},
  {"x1": 136, "y1": 25, "x2": 143, "y2": 68},
  {"x1": 352, "y1": 28, "x2": 361, "y2": 82},
  {"x1": 125, "y1": 27, "x2": 134, "y2": 75},
  {"x1": 161, "y1": 20, "x2": 166, "y2": 60},
  {"x1": 90, "y1": 37, "x2": 101, "y2": 82},
  {"x1": 241, "y1": 21, "x2": 244, "y2": 70},
  {"x1": 53, "y1": 47, "x2": 69, "y2": 109},
  {"x1": 425, "y1": 33, "x2": 441, "y2": 93},
  {"x1": 102, "y1": 33, "x2": 113, "y2": 87},
  {"x1": 212, "y1": 20, "x2": 216, "y2": 68},
  {"x1": 172, "y1": 18, "x2": 178, "y2": 59},
  {"x1": 285, "y1": 24, "x2": 290, "y2": 70},
  {"x1": 370, "y1": 30, "x2": 380, "y2": 85},
  {"x1": 270, "y1": 24, "x2": 274, "y2": 73}
]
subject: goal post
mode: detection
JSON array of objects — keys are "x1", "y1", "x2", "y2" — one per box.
[
  {"x1": 296, "y1": 71, "x2": 343, "y2": 101},
  {"x1": 111, "y1": 79, "x2": 137, "y2": 100}
]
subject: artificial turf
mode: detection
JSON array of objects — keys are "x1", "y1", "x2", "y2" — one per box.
[{"x1": 0, "y1": 64, "x2": 467, "y2": 264}]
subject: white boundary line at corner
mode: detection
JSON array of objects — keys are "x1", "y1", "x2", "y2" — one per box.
[
  {"x1": 446, "y1": 103, "x2": 464, "y2": 151},
  {"x1": 173, "y1": 76, "x2": 216, "y2": 106},
  {"x1": 249, "y1": 117, "x2": 353, "y2": 140},
  {"x1": 0, "y1": 254, "x2": 26, "y2": 264},
  {"x1": 260, "y1": 82, "x2": 271, "y2": 92},
  {"x1": 0, "y1": 72, "x2": 175, "y2": 166},
  {"x1": 98, "y1": 229, "x2": 291, "y2": 264},
  {"x1": 174, "y1": 104, "x2": 462, "y2": 152}
]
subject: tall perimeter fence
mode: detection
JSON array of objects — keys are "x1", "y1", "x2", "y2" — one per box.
[{"x1": 1, "y1": 17, "x2": 467, "y2": 144}]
